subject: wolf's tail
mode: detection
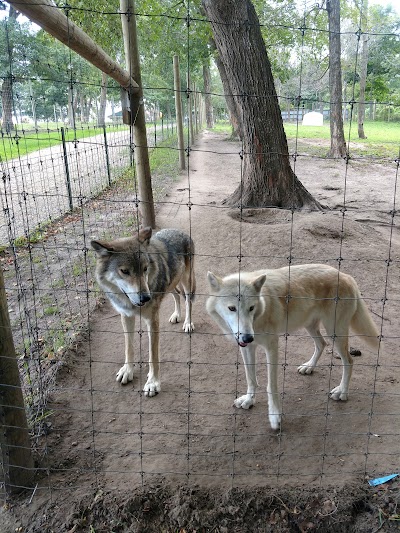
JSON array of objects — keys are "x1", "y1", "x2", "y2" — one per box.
[{"x1": 351, "y1": 295, "x2": 380, "y2": 350}]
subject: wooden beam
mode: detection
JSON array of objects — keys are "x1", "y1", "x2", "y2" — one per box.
[{"x1": 7, "y1": 0, "x2": 138, "y2": 91}]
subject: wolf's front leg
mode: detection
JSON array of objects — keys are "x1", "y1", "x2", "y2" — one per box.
[
  {"x1": 143, "y1": 313, "x2": 161, "y2": 397},
  {"x1": 266, "y1": 337, "x2": 282, "y2": 430},
  {"x1": 116, "y1": 314, "x2": 135, "y2": 384},
  {"x1": 234, "y1": 344, "x2": 257, "y2": 410}
]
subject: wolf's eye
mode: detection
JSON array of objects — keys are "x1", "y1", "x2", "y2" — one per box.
[
  {"x1": 120, "y1": 268, "x2": 129, "y2": 275},
  {"x1": 249, "y1": 306, "x2": 254, "y2": 312},
  {"x1": 143, "y1": 266, "x2": 148, "y2": 273},
  {"x1": 228, "y1": 306, "x2": 236, "y2": 312}
]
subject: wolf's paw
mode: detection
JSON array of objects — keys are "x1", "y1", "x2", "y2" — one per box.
[
  {"x1": 169, "y1": 311, "x2": 181, "y2": 324},
  {"x1": 116, "y1": 363, "x2": 134, "y2": 384},
  {"x1": 330, "y1": 385, "x2": 348, "y2": 401},
  {"x1": 297, "y1": 361, "x2": 315, "y2": 375},
  {"x1": 269, "y1": 412, "x2": 281, "y2": 431},
  {"x1": 183, "y1": 319, "x2": 194, "y2": 333},
  {"x1": 234, "y1": 394, "x2": 255, "y2": 410},
  {"x1": 143, "y1": 377, "x2": 161, "y2": 397}
]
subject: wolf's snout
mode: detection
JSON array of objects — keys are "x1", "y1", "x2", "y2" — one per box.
[
  {"x1": 238, "y1": 334, "x2": 254, "y2": 347},
  {"x1": 139, "y1": 293, "x2": 151, "y2": 305}
]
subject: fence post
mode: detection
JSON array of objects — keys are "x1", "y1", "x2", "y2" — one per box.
[
  {"x1": 0, "y1": 266, "x2": 34, "y2": 493},
  {"x1": 60, "y1": 127, "x2": 73, "y2": 211},
  {"x1": 103, "y1": 125, "x2": 112, "y2": 187},
  {"x1": 120, "y1": 0, "x2": 156, "y2": 229}
]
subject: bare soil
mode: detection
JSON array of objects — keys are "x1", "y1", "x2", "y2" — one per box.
[{"x1": 1, "y1": 131, "x2": 400, "y2": 532}]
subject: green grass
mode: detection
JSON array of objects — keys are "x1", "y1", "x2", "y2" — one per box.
[
  {"x1": 149, "y1": 136, "x2": 181, "y2": 178},
  {"x1": 285, "y1": 120, "x2": 400, "y2": 143},
  {"x1": 213, "y1": 120, "x2": 400, "y2": 158},
  {"x1": 0, "y1": 124, "x2": 128, "y2": 160}
]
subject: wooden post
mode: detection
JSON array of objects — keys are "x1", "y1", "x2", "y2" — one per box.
[
  {"x1": 0, "y1": 267, "x2": 34, "y2": 493},
  {"x1": 173, "y1": 55, "x2": 186, "y2": 171},
  {"x1": 7, "y1": 0, "x2": 138, "y2": 92},
  {"x1": 120, "y1": 0, "x2": 155, "y2": 229}
]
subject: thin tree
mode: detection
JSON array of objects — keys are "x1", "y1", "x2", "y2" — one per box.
[
  {"x1": 202, "y1": 0, "x2": 323, "y2": 210},
  {"x1": 98, "y1": 71, "x2": 108, "y2": 127},
  {"x1": 203, "y1": 63, "x2": 214, "y2": 129},
  {"x1": 326, "y1": 0, "x2": 347, "y2": 157},
  {"x1": 358, "y1": 0, "x2": 369, "y2": 139},
  {"x1": 1, "y1": 6, "x2": 19, "y2": 132}
]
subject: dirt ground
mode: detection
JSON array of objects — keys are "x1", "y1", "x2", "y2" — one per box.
[{"x1": 2, "y1": 131, "x2": 400, "y2": 531}]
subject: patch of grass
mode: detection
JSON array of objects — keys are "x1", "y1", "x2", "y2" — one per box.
[
  {"x1": 284, "y1": 120, "x2": 400, "y2": 158},
  {"x1": 46, "y1": 326, "x2": 67, "y2": 354},
  {"x1": 51, "y1": 278, "x2": 66, "y2": 289},
  {"x1": 212, "y1": 120, "x2": 399, "y2": 158},
  {"x1": 285, "y1": 120, "x2": 400, "y2": 143},
  {"x1": 72, "y1": 262, "x2": 84, "y2": 277},
  {"x1": 11, "y1": 220, "x2": 53, "y2": 248},
  {"x1": 0, "y1": 124, "x2": 128, "y2": 160},
  {"x1": 43, "y1": 306, "x2": 59, "y2": 316},
  {"x1": 40, "y1": 294, "x2": 53, "y2": 306},
  {"x1": 211, "y1": 121, "x2": 232, "y2": 134},
  {"x1": 149, "y1": 131, "x2": 186, "y2": 179}
]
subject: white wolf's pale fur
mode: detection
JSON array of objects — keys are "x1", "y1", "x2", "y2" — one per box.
[{"x1": 206, "y1": 264, "x2": 379, "y2": 430}]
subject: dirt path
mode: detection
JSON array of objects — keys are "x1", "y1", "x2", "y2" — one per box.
[{"x1": 3, "y1": 131, "x2": 400, "y2": 531}]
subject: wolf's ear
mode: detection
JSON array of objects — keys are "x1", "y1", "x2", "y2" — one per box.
[
  {"x1": 91, "y1": 240, "x2": 114, "y2": 257},
  {"x1": 207, "y1": 271, "x2": 222, "y2": 291},
  {"x1": 138, "y1": 226, "x2": 152, "y2": 244},
  {"x1": 252, "y1": 274, "x2": 266, "y2": 293}
]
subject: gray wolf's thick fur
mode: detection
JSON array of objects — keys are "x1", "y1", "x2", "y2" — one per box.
[
  {"x1": 91, "y1": 227, "x2": 195, "y2": 395},
  {"x1": 206, "y1": 264, "x2": 379, "y2": 430}
]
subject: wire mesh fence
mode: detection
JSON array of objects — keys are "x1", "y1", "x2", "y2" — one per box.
[{"x1": 0, "y1": 1, "x2": 400, "y2": 530}]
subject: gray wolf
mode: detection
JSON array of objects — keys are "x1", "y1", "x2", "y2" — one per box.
[
  {"x1": 206, "y1": 264, "x2": 379, "y2": 430},
  {"x1": 91, "y1": 227, "x2": 195, "y2": 396}
]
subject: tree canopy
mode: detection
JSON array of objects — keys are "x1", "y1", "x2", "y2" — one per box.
[{"x1": 1, "y1": 0, "x2": 399, "y2": 127}]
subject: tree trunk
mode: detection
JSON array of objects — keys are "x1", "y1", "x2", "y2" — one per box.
[
  {"x1": 79, "y1": 92, "x2": 85, "y2": 123},
  {"x1": 203, "y1": 63, "x2": 214, "y2": 129},
  {"x1": 98, "y1": 71, "x2": 108, "y2": 127},
  {"x1": 1, "y1": 77, "x2": 14, "y2": 133},
  {"x1": 1, "y1": 7, "x2": 20, "y2": 133},
  {"x1": 210, "y1": 38, "x2": 242, "y2": 139},
  {"x1": 327, "y1": 0, "x2": 347, "y2": 158},
  {"x1": 358, "y1": 4, "x2": 368, "y2": 139},
  {"x1": 67, "y1": 85, "x2": 76, "y2": 128},
  {"x1": 202, "y1": 0, "x2": 323, "y2": 210}
]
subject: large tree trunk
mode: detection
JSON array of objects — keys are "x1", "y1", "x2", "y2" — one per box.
[
  {"x1": 327, "y1": 0, "x2": 347, "y2": 157},
  {"x1": 203, "y1": 63, "x2": 214, "y2": 129},
  {"x1": 203, "y1": 0, "x2": 322, "y2": 210},
  {"x1": 358, "y1": 2, "x2": 368, "y2": 139}
]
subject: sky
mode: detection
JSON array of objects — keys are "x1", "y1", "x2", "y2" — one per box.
[{"x1": 370, "y1": 0, "x2": 399, "y2": 12}]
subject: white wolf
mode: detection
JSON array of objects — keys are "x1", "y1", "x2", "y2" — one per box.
[{"x1": 206, "y1": 264, "x2": 379, "y2": 430}]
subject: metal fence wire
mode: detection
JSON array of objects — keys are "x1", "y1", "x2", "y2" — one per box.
[{"x1": 0, "y1": 1, "x2": 399, "y2": 528}]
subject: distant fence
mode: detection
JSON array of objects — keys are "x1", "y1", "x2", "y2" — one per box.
[{"x1": 0, "y1": 120, "x2": 176, "y2": 246}]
